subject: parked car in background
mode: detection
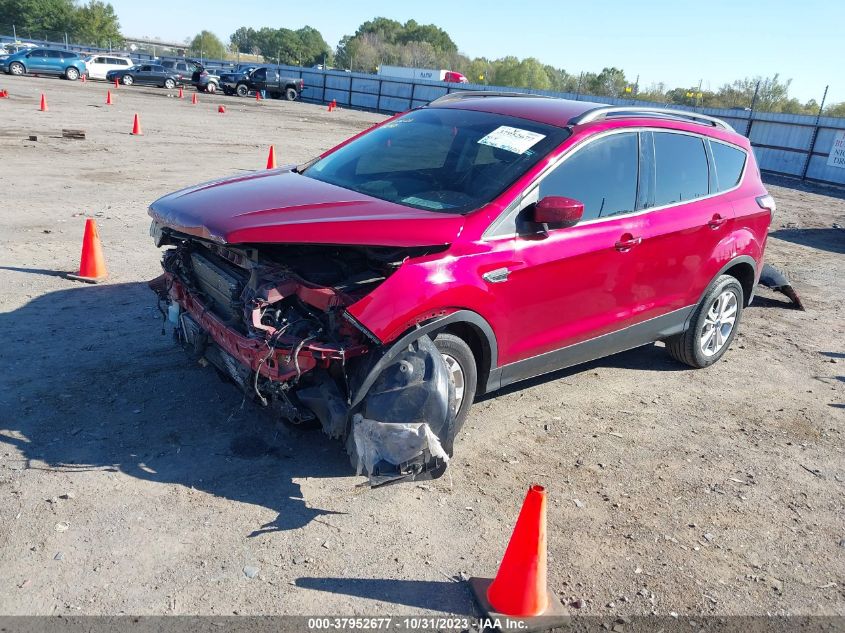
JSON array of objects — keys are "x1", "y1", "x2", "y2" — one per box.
[
  {"x1": 147, "y1": 94, "x2": 773, "y2": 484},
  {"x1": 84, "y1": 54, "x2": 134, "y2": 80},
  {"x1": 232, "y1": 66, "x2": 304, "y2": 100},
  {"x1": 1, "y1": 48, "x2": 87, "y2": 80},
  {"x1": 106, "y1": 63, "x2": 181, "y2": 88},
  {"x1": 0, "y1": 42, "x2": 38, "y2": 60},
  {"x1": 219, "y1": 66, "x2": 256, "y2": 95},
  {"x1": 157, "y1": 59, "x2": 195, "y2": 80},
  {"x1": 189, "y1": 61, "x2": 222, "y2": 93}
]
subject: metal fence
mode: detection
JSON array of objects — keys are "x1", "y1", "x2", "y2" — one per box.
[{"x1": 2, "y1": 32, "x2": 844, "y2": 187}]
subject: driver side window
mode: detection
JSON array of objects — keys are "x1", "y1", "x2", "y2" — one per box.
[{"x1": 539, "y1": 132, "x2": 639, "y2": 221}]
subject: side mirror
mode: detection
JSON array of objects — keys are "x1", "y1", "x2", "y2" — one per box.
[{"x1": 533, "y1": 196, "x2": 584, "y2": 229}]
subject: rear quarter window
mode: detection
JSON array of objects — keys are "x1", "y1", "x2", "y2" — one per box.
[
  {"x1": 711, "y1": 141, "x2": 747, "y2": 191},
  {"x1": 653, "y1": 132, "x2": 709, "y2": 206}
]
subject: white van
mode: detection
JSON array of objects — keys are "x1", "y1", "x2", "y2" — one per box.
[{"x1": 84, "y1": 55, "x2": 134, "y2": 80}]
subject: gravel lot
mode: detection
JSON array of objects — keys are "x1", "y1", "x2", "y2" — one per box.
[{"x1": 0, "y1": 75, "x2": 843, "y2": 620}]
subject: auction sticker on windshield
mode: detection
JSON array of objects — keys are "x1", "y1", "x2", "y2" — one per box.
[{"x1": 478, "y1": 126, "x2": 546, "y2": 154}]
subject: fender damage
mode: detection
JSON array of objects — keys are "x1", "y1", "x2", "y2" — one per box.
[{"x1": 149, "y1": 225, "x2": 457, "y2": 486}]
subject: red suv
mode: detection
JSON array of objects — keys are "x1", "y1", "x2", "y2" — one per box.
[{"x1": 149, "y1": 93, "x2": 774, "y2": 485}]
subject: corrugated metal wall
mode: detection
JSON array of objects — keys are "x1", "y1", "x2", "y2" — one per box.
[{"x1": 289, "y1": 66, "x2": 845, "y2": 187}]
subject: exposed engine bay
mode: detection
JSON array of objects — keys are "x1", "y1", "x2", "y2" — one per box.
[{"x1": 148, "y1": 225, "x2": 456, "y2": 486}]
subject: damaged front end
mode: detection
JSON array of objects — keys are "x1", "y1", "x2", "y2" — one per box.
[{"x1": 149, "y1": 225, "x2": 456, "y2": 486}]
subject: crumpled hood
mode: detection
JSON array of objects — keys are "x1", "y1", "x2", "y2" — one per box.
[{"x1": 148, "y1": 169, "x2": 465, "y2": 247}]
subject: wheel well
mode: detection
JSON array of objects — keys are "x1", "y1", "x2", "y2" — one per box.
[
  {"x1": 441, "y1": 321, "x2": 492, "y2": 395},
  {"x1": 724, "y1": 261, "x2": 755, "y2": 306}
]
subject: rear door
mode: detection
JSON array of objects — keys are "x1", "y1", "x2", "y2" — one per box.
[{"x1": 633, "y1": 130, "x2": 736, "y2": 317}]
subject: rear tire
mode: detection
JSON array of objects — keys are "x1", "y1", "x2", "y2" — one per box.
[
  {"x1": 122, "y1": 74, "x2": 133, "y2": 85},
  {"x1": 205, "y1": 82, "x2": 217, "y2": 94},
  {"x1": 666, "y1": 275, "x2": 744, "y2": 368},
  {"x1": 433, "y1": 333, "x2": 477, "y2": 441},
  {"x1": 164, "y1": 78, "x2": 175, "y2": 89},
  {"x1": 65, "y1": 67, "x2": 79, "y2": 81},
  {"x1": 285, "y1": 87, "x2": 297, "y2": 101}
]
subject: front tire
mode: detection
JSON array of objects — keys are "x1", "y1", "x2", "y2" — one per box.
[
  {"x1": 65, "y1": 67, "x2": 79, "y2": 81},
  {"x1": 235, "y1": 83, "x2": 249, "y2": 97},
  {"x1": 9, "y1": 62, "x2": 25, "y2": 76},
  {"x1": 666, "y1": 275, "x2": 744, "y2": 368},
  {"x1": 433, "y1": 333, "x2": 477, "y2": 438},
  {"x1": 205, "y1": 82, "x2": 217, "y2": 94},
  {"x1": 164, "y1": 78, "x2": 175, "y2": 89},
  {"x1": 122, "y1": 74, "x2": 133, "y2": 86}
]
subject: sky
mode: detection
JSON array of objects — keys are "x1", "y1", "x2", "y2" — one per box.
[{"x1": 107, "y1": 0, "x2": 844, "y2": 104}]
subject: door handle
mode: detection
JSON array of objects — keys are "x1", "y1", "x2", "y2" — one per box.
[
  {"x1": 614, "y1": 234, "x2": 642, "y2": 252},
  {"x1": 708, "y1": 214, "x2": 727, "y2": 229}
]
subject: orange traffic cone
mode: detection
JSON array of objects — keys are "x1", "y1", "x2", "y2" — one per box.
[
  {"x1": 327, "y1": 101, "x2": 332, "y2": 112},
  {"x1": 178, "y1": 86, "x2": 183, "y2": 99},
  {"x1": 114, "y1": 77, "x2": 119, "y2": 89},
  {"x1": 255, "y1": 91, "x2": 262, "y2": 101},
  {"x1": 105, "y1": 90, "x2": 113, "y2": 105},
  {"x1": 67, "y1": 218, "x2": 107, "y2": 283},
  {"x1": 332, "y1": 99, "x2": 337, "y2": 110},
  {"x1": 131, "y1": 113, "x2": 142, "y2": 135},
  {"x1": 191, "y1": 93, "x2": 198, "y2": 105},
  {"x1": 218, "y1": 104, "x2": 226, "y2": 113},
  {"x1": 0, "y1": 89, "x2": 8, "y2": 98},
  {"x1": 266, "y1": 145, "x2": 277, "y2": 169},
  {"x1": 469, "y1": 485, "x2": 567, "y2": 627},
  {"x1": 39, "y1": 93, "x2": 48, "y2": 111}
]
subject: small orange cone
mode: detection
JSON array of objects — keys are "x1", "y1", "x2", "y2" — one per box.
[
  {"x1": 178, "y1": 86, "x2": 183, "y2": 99},
  {"x1": 332, "y1": 99, "x2": 337, "y2": 110},
  {"x1": 80, "y1": 73, "x2": 86, "y2": 83},
  {"x1": 114, "y1": 77, "x2": 119, "y2": 89},
  {"x1": 0, "y1": 89, "x2": 8, "y2": 98},
  {"x1": 67, "y1": 218, "x2": 107, "y2": 283},
  {"x1": 255, "y1": 91, "x2": 262, "y2": 101},
  {"x1": 191, "y1": 93, "x2": 198, "y2": 105},
  {"x1": 39, "y1": 93, "x2": 48, "y2": 111},
  {"x1": 105, "y1": 90, "x2": 113, "y2": 105},
  {"x1": 266, "y1": 145, "x2": 277, "y2": 169},
  {"x1": 218, "y1": 104, "x2": 226, "y2": 114},
  {"x1": 327, "y1": 101, "x2": 332, "y2": 112},
  {"x1": 469, "y1": 485, "x2": 567, "y2": 628},
  {"x1": 131, "y1": 113, "x2": 142, "y2": 135}
]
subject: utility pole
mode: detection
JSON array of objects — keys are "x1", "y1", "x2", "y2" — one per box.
[{"x1": 12, "y1": 24, "x2": 16, "y2": 41}]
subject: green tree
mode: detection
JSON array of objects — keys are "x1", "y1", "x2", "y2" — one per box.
[
  {"x1": 229, "y1": 26, "x2": 257, "y2": 54},
  {"x1": 189, "y1": 30, "x2": 226, "y2": 61},
  {"x1": 0, "y1": 0, "x2": 75, "y2": 37},
  {"x1": 588, "y1": 67, "x2": 627, "y2": 97},
  {"x1": 296, "y1": 25, "x2": 332, "y2": 66},
  {"x1": 72, "y1": 1, "x2": 120, "y2": 47}
]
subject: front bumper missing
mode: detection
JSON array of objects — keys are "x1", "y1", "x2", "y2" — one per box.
[{"x1": 150, "y1": 273, "x2": 457, "y2": 486}]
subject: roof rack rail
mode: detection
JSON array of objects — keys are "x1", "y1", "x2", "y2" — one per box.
[
  {"x1": 570, "y1": 106, "x2": 734, "y2": 131},
  {"x1": 430, "y1": 90, "x2": 551, "y2": 105}
]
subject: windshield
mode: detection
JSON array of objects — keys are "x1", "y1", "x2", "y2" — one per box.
[{"x1": 303, "y1": 108, "x2": 569, "y2": 214}]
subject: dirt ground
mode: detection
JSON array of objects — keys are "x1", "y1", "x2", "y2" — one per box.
[{"x1": 0, "y1": 75, "x2": 843, "y2": 621}]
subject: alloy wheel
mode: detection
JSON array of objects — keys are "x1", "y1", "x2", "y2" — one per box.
[
  {"x1": 441, "y1": 353, "x2": 465, "y2": 412},
  {"x1": 699, "y1": 290, "x2": 738, "y2": 357}
]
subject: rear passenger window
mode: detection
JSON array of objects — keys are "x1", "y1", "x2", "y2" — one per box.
[
  {"x1": 711, "y1": 141, "x2": 746, "y2": 191},
  {"x1": 539, "y1": 132, "x2": 639, "y2": 220},
  {"x1": 653, "y1": 132, "x2": 709, "y2": 206}
]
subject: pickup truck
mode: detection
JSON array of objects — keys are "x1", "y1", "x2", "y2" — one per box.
[{"x1": 226, "y1": 66, "x2": 304, "y2": 100}]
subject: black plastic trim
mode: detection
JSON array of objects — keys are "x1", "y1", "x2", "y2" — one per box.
[
  {"x1": 489, "y1": 306, "x2": 694, "y2": 391},
  {"x1": 350, "y1": 310, "x2": 499, "y2": 409}
]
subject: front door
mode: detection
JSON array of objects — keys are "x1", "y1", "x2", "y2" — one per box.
[{"x1": 484, "y1": 131, "x2": 649, "y2": 379}]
